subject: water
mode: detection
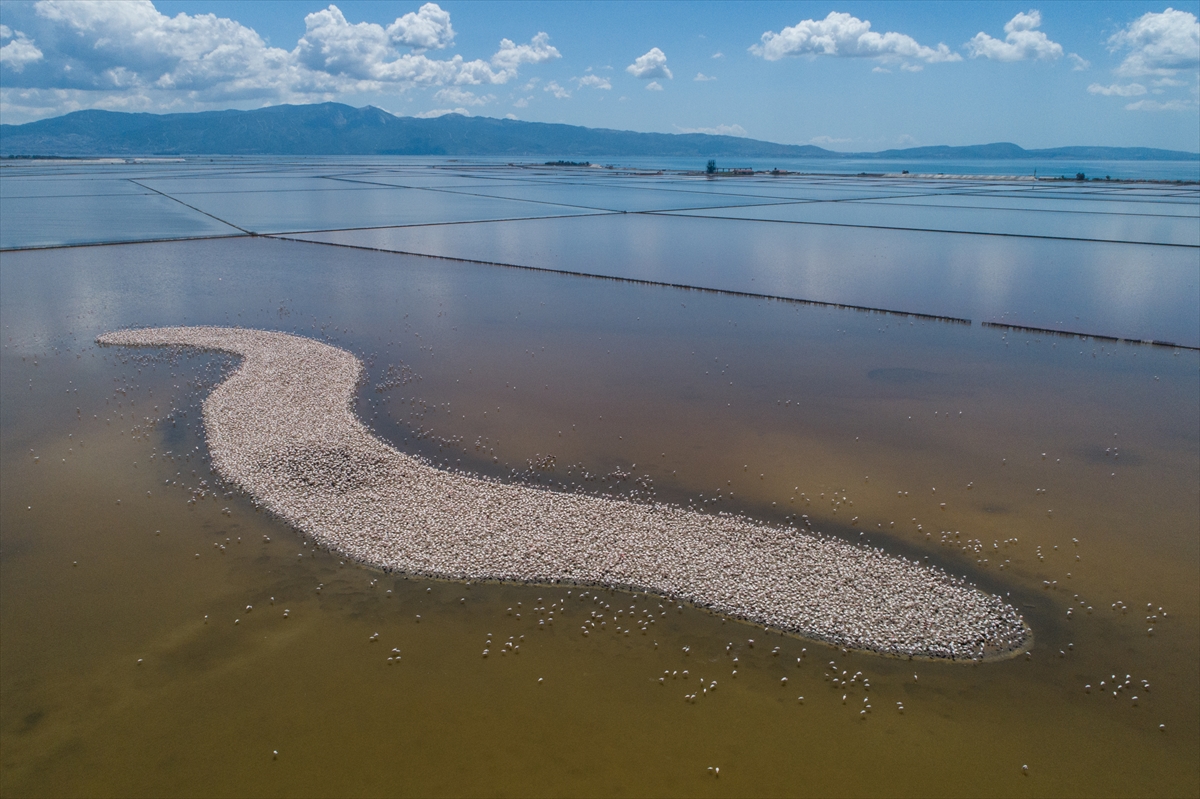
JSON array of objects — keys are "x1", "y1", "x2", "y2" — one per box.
[
  {"x1": 1, "y1": 162, "x2": 1197, "y2": 797},
  {"x1": 295, "y1": 214, "x2": 1198, "y2": 347},
  {"x1": 588, "y1": 156, "x2": 1200, "y2": 183},
  {"x1": 3, "y1": 158, "x2": 1196, "y2": 346}
]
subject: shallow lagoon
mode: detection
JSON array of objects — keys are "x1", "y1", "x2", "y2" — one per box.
[{"x1": 1, "y1": 160, "x2": 1197, "y2": 797}]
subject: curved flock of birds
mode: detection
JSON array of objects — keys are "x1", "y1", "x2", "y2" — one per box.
[{"x1": 98, "y1": 326, "x2": 1030, "y2": 660}]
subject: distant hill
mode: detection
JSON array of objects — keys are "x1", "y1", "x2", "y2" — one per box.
[
  {"x1": 0, "y1": 104, "x2": 827, "y2": 159},
  {"x1": 1, "y1": 103, "x2": 1196, "y2": 161}
]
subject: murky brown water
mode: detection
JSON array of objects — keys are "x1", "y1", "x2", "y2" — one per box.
[{"x1": 2, "y1": 234, "x2": 1197, "y2": 797}]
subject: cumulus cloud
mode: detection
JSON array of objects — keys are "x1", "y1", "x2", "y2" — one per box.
[
  {"x1": 0, "y1": 25, "x2": 44, "y2": 71},
  {"x1": 644, "y1": 80, "x2": 663, "y2": 91},
  {"x1": 487, "y1": 32, "x2": 560, "y2": 75},
  {"x1": 388, "y1": 2, "x2": 454, "y2": 50},
  {"x1": 1108, "y1": 8, "x2": 1199, "y2": 77},
  {"x1": 543, "y1": 80, "x2": 570, "y2": 99},
  {"x1": 575, "y1": 74, "x2": 611, "y2": 89},
  {"x1": 1087, "y1": 82, "x2": 1146, "y2": 97},
  {"x1": 1068, "y1": 53, "x2": 1090, "y2": 70},
  {"x1": 750, "y1": 12, "x2": 960, "y2": 66},
  {"x1": 674, "y1": 123, "x2": 747, "y2": 136},
  {"x1": 297, "y1": 7, "x2": 556, "y2": 87},
  {"x1": 296, "y1": 5, "x2": 459, "y2": 82},
  {"x1": 0, "y1": 2, "x2": 560, "y2": 121},
  {"x1": 512, "y1": 97, "x2": 529, "y2": 108},
  {"x1": 25, "y1": 0, "x2": 302, "y2": 97},
  {"x1": 966, "y1": 10, "x2": 1063, "y2": 62},
  {"x1": 627, "y1": 47, "x2": 672, "y2": 79},
  {"x1": 694, "y1": 72, "x2": 716, "y2": 81},
  {"x1": 1084, "y1": 9, "x2": 1197, "y2": 114}
]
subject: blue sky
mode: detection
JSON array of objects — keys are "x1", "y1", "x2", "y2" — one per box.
[{"x1": 1, "y1": 1, "x2": 1197, "y2": 151}]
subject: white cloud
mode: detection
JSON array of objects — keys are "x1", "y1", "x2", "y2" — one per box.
[
  {"x1": 576, "y1": 74, "x2": 611, "y2": 89},
  {"x1": 1124, "y1": 98, "x2": 1193, "y2": 111},
  {"x1": 1087, "y1": 82, "x2": 1146, "y2": 97},
  {"x1": 809, "y1": 135, "x2": 852, "y2": 146},
  {"x1": 456, "y1": 37, "x2": 557, "y2": 85},
  {"x1": 900, "y1": 62, "x2": 923, "y2": 72},
  {"x1": 711, "y1": 51, "x2": 724, "y2": 59},
  {"x1": 1068, "y1": 53, "x2": 1090, "y2": 70},
  {"x1": 1108, "y1": 8, "x2": 1199, "y2": 77},
  {"x1": 512, "y1": 96, "x2": 529, "y2": 108},
  {"x1": 626, "y1": 47, "x2": 672, "y2": 79},
  {"x1": 871, "y1": 66, "x2": 891, "y2": 74},
  {"x1": 751, "y1": 12, "x2": 960, "y2": 66},
  {"x1": 488, "y1": 32, "x2": 560, "y2": 74},
  {"x1": 0, "y1": 25, "x2": 44, "y2": 72},
  {"x1": 675, "y1": 123, "x2": 747, "y2": 136},
  {"x1": 694, "y1": 72, "x2": 716, "y2": 81},
  {"x1": 1086, "y1": 9, "x2": 1198, "y2": 114},
  {"x1": 295, "y1": 5, "x2": 460, "y2": 83},
  {"x1": 1, "y1": 2, "x2": 560, "y2": 121},
  {"x1": 297, "y1": 8, "x2": 553, "y2": 86},
  {"x1": 434, "y1": 87, "x2": 492, "y2": 105},
  {"x1": 505, "y1": 112, "x2": 516, "y2": 119},
  {"x1": 966, "y1": 10, "x2": 1063, "y2": 62},
  {"x1": 644, "y1": 80, "x2": 663, "y2": 91},
  {"x1": 29, "y1": 0, "x2": 306, "y2": 97},
  {"x1": 387, "y1": 3, "x2": 454, "y2": 50},
  {"x1": 543, "y1": 80, "x2": 570, "y2": 99},
  {"x1": 413, "y1": 106, "x2": 469, "y2": 117}
]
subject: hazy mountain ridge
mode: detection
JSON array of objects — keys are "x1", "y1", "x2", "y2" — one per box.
[{"x1": 2, "y1": 103, "x2": 1195, "y2": 161}]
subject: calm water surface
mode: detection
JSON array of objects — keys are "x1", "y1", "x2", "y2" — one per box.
[
  {"x1": 8, "y1": 158, "x2": 1193, "y2": 345},
  {"x1": 1, "y1": 234, "x2": 1196, "y2": 797},
  {"x1": 294, "y1": 213, "x2": 1198, "y2": 345},
  {"x1": 4, "y1": 161, "x2": 1195, "y2": 345}
]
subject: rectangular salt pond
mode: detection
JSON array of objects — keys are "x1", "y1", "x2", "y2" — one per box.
[
  {"x1": 662, "y1": 199, "x2": 1200, "y2": 245},
  {"x1": 292, "y1": 214, "x2": 1199, "y2": 346},
  {"x1": 1, "y1": 161, "x2": 1197, "y2": 797},
  {"x1": 3, "y1": 158, "x2": 1196, "y2": 347},
  {"x1": 0, "y1": 190, "x2": 242, "y2": 250}
]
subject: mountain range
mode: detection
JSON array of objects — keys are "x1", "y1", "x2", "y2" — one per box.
[{"x1": 2, "y1": 103, "x2": 1196, "y2": 161}]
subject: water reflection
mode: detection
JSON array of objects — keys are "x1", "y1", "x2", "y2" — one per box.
[
  {"x1": 4, "y1": 160, "x2": 1195, "y2": 349},
  {"x1": 295, "y1": 213, "x2": 1199, "y2": 346},
  {"x1": 2, "y1": 237, "x2": 1196, "y2": 796},
  {"x1": 0, "y1": 192, "x2": 241, "y2": 249}
]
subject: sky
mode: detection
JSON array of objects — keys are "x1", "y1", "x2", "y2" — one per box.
[{"x1": 1, "y1": 1, "x2": 1197, "y2": 151}]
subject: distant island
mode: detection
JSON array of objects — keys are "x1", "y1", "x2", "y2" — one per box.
[{"x1": 1, "y1": 103, "x2": 1196, "y2": 161}]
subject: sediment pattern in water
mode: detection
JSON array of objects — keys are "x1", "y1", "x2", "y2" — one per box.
[{"x1": 98, "y1": 326, "x2": 1029, "y2": 660}]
